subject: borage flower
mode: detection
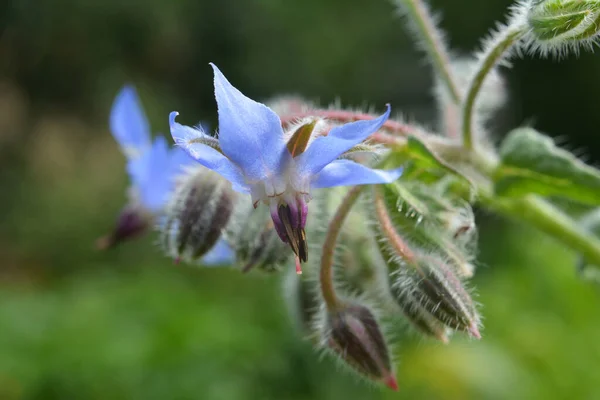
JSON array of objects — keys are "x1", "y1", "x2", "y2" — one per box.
[
  {"x1": 99, "y1": 85, "x2": 234, "y2": 266},
  {"x1": 170, "y1": 64, "x2": 403, "y2": 272}
]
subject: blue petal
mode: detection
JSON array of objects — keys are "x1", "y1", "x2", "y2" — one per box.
[
  {"x1": 110, "y1": 85, "x2": 152, "y2": 159},
  {"x1": 295, "y1": 105, "x2": 391, "y2": 177},
  {"x1": 201, "y1": 239, "x2": 236, "y2": 266},
  {"x1": 311, "y1": 159, "x2": 403, "y2": 189},
  {"x1": 136, "y1": 136, "x2": 174, "y2": 211},
  {"x1": 211, "y1": 63, "x2": 289, "y2": 181},
  {"x1": 170, "y1": 112, "x2": 250, "y2": 193},
  {"x1": 167, "y1": 146, "x2": 195, "y2": 178}
]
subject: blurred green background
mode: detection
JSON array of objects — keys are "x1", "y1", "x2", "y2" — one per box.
[{"x1": 1, "y1": 0, "x2": 600, "y2": 399}]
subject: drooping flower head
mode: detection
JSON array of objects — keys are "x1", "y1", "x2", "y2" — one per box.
[
  {"x1": 170, "y1": 64, "x2": 403, "y2": 271},
  {"x1": 98, "y1": 85, "x2": 234, "y2": 266}
]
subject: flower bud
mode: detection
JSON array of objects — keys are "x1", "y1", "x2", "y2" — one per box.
[
  {"x1": 322, "y1": 303, "x2": 398, "y2": 390},
  {"x1": 526, "y1": 0, "x2": 600, "y2": 56},
  {"x1": 391, "y1": 254, "x2": 481, "y2": 339},
  {"x1": 225, "y1": 202, "x2": 292, "y2": 273},
  {"x1": 96, "y1": 203, "x2": 153, "y2": 249},
  {"x1": 160, "y1": 167, "x2": 236, "y2": 263}
]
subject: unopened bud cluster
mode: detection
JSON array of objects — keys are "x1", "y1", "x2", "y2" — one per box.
[{"x1": 368, "y1": 182, "x2": 481, "y2": 341}]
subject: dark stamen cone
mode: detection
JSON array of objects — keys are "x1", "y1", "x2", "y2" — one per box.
[
  {"x1": 96, "y1": 205, "x2": 152, "y2": 250},
  {"x1": 323, "y1": 303, "x2": 397, "y2": 390},
  {"x1": 160, "y1": 168, "x2": 236, "y2": 263},
  {"x1": 278, "y1": 204, "x2": 308, "y2": 263}
]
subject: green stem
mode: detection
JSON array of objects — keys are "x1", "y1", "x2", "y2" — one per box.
[
  {"x1": 320, "y1": 186, "x2": 365, "y2": 311},
  {"x1": 481, "y1": 193, "x2": 600, "y2": 268},
  {"x1": 394, "y1": 0, "x2": 461, "y2": 103},
  {"x1": 461, "y1": 25, "x2": 525, "y2": 150}
]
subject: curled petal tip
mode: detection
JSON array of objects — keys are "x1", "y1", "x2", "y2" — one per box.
[
  {"x1": 169, "y1": 111, "x2": 180, "y2": 127},
  {"x1": 382, "y1": 103, "x2": 391, "y2": 117}
]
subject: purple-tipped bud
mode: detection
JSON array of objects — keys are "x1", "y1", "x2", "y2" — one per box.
[
  {"x1": 225, "y1": 203, "x2": 292, "y2": 273},
  {"x1": 323, "y1": 303, "x2": 397, "y2": 390},
  {"x1": 160, "y1": 168, "x2": 236, "y2": 263},
  {"x1": 96, "y1": 205, "x2": 153, "y2": 250},
  {"x1": 391, "y1": 254, "x2": 481, "y2": 339}
]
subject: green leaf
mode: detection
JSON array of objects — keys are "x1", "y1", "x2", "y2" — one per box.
[
  {"x1": 386, "y1": 136, "x2": 474, "y2": 200},
  {"x1": 495, "y1": 128, "x2": 600, "y2": 204},
  {"x1": 405, "y1": 136, "x2": 469, "y2": 180}
]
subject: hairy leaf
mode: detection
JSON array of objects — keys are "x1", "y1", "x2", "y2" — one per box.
[{"x1": 495, "y1": 128, "x2": 600, "y2": 204}]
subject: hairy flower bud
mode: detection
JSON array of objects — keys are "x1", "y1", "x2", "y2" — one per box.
[
  {"x1": 322, "y1": 303, "x2": 398, "y2": 390},
  {"x1": 160, "y1": 167, "x2": 236, "y2": 263},
  {"x1": 526, "y1": 0, "x2": 600, "y2": 56},
  {"x1": 391, "y1": 254, "x2": 481, "y2": 339},
  {"x1": 225, "y1": 203, "x2": 292, "y2": 273}
]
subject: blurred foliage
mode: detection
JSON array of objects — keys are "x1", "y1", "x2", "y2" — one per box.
[{"x1": 1, "y1": 0, "x2": 600, "y2": 399}]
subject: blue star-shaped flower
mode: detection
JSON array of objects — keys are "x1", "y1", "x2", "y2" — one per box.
[
  {"x1": 100, "y1": 85, "x2": 234, "y2": 265},
  {"x1": 170, "y1": 64, "x2": 403, "y2": 266}
]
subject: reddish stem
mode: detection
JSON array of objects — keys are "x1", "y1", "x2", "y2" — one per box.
[
  {"x1": 320, "y1": 186, "x2": 364, "y2": 311},
  {"x1": 373, "y1": 187, "x2": 417, "y2": 264},
  {"x1": 280, "y1": 109, "x2": 421, "y2": 137}
]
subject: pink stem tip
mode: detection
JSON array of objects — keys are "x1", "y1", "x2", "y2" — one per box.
[
  {"x1": 295, "y1": 257, "x2": 303, "y2": 275},
  {"x1": 468, "y1": 323, "x2": 481, "y2": 340},
  {"x1": 383, "y1": 374, "x2": 399, "y2": 391}
]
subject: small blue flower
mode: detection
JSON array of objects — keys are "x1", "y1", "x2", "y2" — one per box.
[
  {"x1": 101, "y1": 85, "x2": 235, "y2": 266},
  {"x1": 170, "y1": 64, "x2": 403, "y2": 265},
  {"x1": 111, "y1": 85, "x2": 190, "y2": 213}
]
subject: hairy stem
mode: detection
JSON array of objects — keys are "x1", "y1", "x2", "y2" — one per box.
[
  {"x1": 392, "y1": 0, "x2": 461, "y2": 103},
  {"x1": 320, "y1": 186, "x2": 364, "y2": 311},
  {"x1": 280, "y1": 109, "x2": 425, "y2": 137},
  {"x1": 373, "y1": 187, "x2": 417, "y2": 265},
  {"x1": 462, "y1": 24, "x2": 525, "y2": 150}
]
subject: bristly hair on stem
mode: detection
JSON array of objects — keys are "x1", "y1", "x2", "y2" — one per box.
[
  {"x1": 390, "y1": 0, "x2": 461, "y2": 104},
  {"x1": 461, "y1": 3, "x2": 529, "y2": 150},
  {"x1": 320, "y1": 186, "x2": 366, "y2": 311}
]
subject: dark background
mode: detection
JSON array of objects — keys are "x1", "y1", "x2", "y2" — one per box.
[{"x1": 0, "y1": 0, "x2": 599, "y2": 399}]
